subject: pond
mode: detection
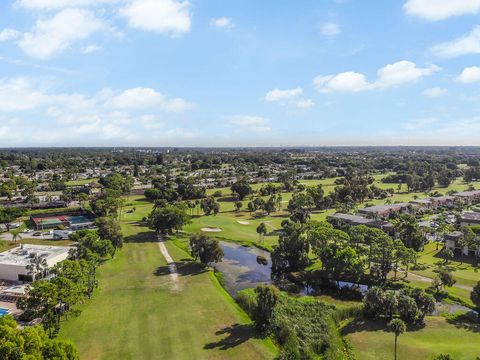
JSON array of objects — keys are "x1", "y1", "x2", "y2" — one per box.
[
  {"x1": 214, "y1": 241, "x2": 272, "y2": 297},
  {"x1": 215, "y1": 241, "x2": 369, "y2": 298}
]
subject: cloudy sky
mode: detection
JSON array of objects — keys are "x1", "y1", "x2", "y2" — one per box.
[{"x1": 1, "y1": 0, "x2": 480, "y2": 146}]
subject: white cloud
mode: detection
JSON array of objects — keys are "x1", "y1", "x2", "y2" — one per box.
[
  {"x1": 313, "y1": 61, "x2": 440, "y2": 93},
  {"x1": 108, "y1": 87, "x2": 193, "y2": 112},
  {"x1": 210, "y1": 17, "x2": 234, "y2": 30},
  {"x1": 0, "y1": 77, "x2": 193, "y2": 145},
  {"x1": 265, "y1": 87, "x2": 313, "y2": 110},
  {"x1": 376, "y1": 61, "x2": 440, "y2": 87},
  {"x1": 0, "y1": 28, "x2": 20, "y2": 42},
  {"x1": 456, "y1": 66, "x2": 480, "y2": 83},
  {"x1": 431, "y1": 26, "x2": 480, "y2": 58},
  {"x1": 0, "y1": 78, "x2": 49, "y2": 112},
  {"x1": 15, "y1": 0, "x2": 120, "y2": 10},
  {"x1": 227, "y1": 115, "x2": 271, "y2": 132},
  {"x1": 313, "y1": 72, "x2": 372, "y2": 93},
  {"x1": 320, "y1": 22, "x2": 340, "y2": 37},
  {"x1": 403, "y1": 0, "x2": 480, "y2": 21},
  {"x1": 19, "y1": 8, "x2": 106, "y2": 59},
  {"x1": 265, "y1": 87, "x2": 303, "y2": 102},
  {"x1": 422, "y1": 87, "x2": 447, "y2": 98},
  {"x1": 120, "y1": 0, "x2": 191, "y2": 36},
  {"x1": 295, "y1": 99, "x2": 314, "y2": 109},
  {"x1": 81, "y1": 44, "x2": 102, "y2": 54}
]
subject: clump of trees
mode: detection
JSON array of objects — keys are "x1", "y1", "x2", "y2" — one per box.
[
  {"x1": 148, "y1": 203, "x2": 191, "y2": 236},
  {"x1": 364, "y1": 287, "x2": 435, "y2": 325},
  {"x1": 238, "y1": 285, "x2": 345, "y2": 360},
  {"x1": 145, "y1": 177, "x2": 206, "y2": 202},
  {"x1": 189, "y1": 234, "x2": 223, "y2": 266},
  {"x1": 18, "y1": 228, "x2": 122, "y2": 338},
  {"x1": 231, "y1": 180, "x2": 252, "y2": 200},
  {"x1": 0, "y1": 315, "x2": 79, "y2": 360}
]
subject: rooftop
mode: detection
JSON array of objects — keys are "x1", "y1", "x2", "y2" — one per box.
[
  {"x1": 359, "y1": 203, "x2": 410, "y2": 213},
  {"x1": 0, "y1": 244, "x2": 71, "y2": 267},
  {"x1": 461, "y1": 212, "x2": 480, "y2": 222},
  {"x1": 454, "y1": 190, "x2": 480, "y2": 197}
]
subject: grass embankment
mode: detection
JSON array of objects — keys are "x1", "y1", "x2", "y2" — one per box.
[{"x1": 59, "y1": 219, "x2": 276, "y2": 360}]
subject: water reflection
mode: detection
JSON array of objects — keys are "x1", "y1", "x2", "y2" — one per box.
[{"x1": 214, "y1": 241, "x2": 272, "y2": 296}]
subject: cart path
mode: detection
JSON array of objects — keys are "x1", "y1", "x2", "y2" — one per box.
[{"x1": 157, "y1": 236, "x2": 180, "y2": 291}]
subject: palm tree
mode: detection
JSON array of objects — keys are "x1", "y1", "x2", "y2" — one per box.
[
  {"x1": 388, "y1": 318, "x2": 406, "y2": 360},
  {"x1": 26, "y1": 254, "x2": 48, "y2": 280},
  {"x1": 256, "y1": 223, "x2": 268, "y2": 243},
  {"x1": 11, "y1": 227, "x2": 23, "y2": 244}
]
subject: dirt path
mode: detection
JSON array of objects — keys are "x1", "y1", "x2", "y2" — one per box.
[{"x1": 157, "y1": 236, "x2": 180, "y2": 291}]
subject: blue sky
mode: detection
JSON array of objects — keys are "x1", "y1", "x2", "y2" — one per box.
[{"x1": 1, "y1": 0, "x2": 480, "y2": 146}]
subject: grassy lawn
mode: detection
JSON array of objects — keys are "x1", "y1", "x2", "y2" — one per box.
[
  {"x1": 65, "y1": 178, "x2": 99, "y2": 186},
  {"x1": 406, "y1": 242, "x2": 480, "y2": 306},
  {"x1": 59, "y1": 222, "x2": 276, "y2": 360},
  {"x1": 345, "y1": 316, "x2": 480, "y2": 360}
]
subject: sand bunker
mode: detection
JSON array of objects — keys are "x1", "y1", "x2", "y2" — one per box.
[
  {"x1": 201, "y1": 227, "x2": 222, "y2": 232},
  {"x1": 237, "y1": 221, "x2": 250, "y2": 225}
]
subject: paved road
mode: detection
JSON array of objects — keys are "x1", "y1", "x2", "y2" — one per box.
[{"x1": 0, "y1": 232, "x2": 54, "y2": 241}]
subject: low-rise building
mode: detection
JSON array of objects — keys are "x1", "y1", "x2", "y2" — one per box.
[
  {"x1": 460, "y1": 212, "x2": 480, "y2": 227},
  {"x1": 430, "y1": 196, "x2": 456, "y2": 209},
  {"x1": 0, "y1": 244, "x2": 72, "y2": 282},
  {"x1": 453, "y1": 190, "x2": 480, "y2": 204},
  {"x1": 357, "y1": 203, "x2": 411, "y2": 218},
  {"x1": 444, "y1": 231, "x2": 479, "y2": 257},
  {"x1": 327, "y1": 213, "x2": 393, "y2": 232}
]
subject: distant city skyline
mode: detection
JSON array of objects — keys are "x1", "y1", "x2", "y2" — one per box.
[{"x1": 1, "y1": 0, "x2": 480, "y2": 146}]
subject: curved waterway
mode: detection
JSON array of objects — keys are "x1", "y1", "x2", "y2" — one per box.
[{"x1": 214, "y1": 241, "x2": 272, "y2": 297}]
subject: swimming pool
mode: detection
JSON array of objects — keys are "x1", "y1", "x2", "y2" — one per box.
[{"x1": 0, "y1": 308, "x2": 10, "y2": 317}]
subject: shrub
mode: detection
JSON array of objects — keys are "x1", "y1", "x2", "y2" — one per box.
[{"x1": 236, "y1": 289, "x2": 257, "y2": 318}]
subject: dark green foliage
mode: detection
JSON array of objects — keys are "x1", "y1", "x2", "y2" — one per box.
[
  {"x1": 189, "y1": 234, "x2": 223, "y2": 266},
  {"x1": 96, "y1": 216, "x2": 123, "y2": 250},
  {"x1": 253, "y1": 285, "x2": 280, "y2": 332},
  {"x1": 271, "y1": 296, "x2": 343, "y2": 360},
  {"x1": 364, "y1": 287, "x2": 434, "y2": 324},
  {"x1": 0, "y1": 315, "x2": 79, "y2": 360},
  {"x1": 148, "y1": 204, "x2": 191, "y2": 235},
  {"x1": 230, "y1": 180, "x2": 252, "y2": 200},
  {"x1": 271, "y1": 222, "x2": 310, "y2": 275},
  {"x1": 471, "y1": 281, "x2": 480, "y2": 315}
]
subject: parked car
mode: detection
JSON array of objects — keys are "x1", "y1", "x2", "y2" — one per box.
[{"x1": 33, "y1": 232, "x2": 42, "y2": 236}]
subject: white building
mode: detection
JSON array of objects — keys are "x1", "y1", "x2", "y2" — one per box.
[{"x1": 0, "y1": 244, "x2": 71, "y2": 282}]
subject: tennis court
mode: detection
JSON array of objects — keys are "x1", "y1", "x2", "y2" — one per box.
[{"x1": 31, "y1": 214, "x2": 95, "y2": 230}]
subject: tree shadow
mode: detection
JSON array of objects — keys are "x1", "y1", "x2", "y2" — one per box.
[
  {"x1": 153, "y1": 260, "x2": 207, "y2": 277},
  {"x1": 446, "y1": 313, "x2": 480, "y2": 333},
  {"x1": 341, "y1": 318, "x2": 388, "y2": 336},
  {"x1": 124, "y1": 230, "x2": 158, "y2": 243},
  {"x1": 203, "y1": 324, "x2": 258, "y2": 351},
  {"x1": 218, "y1": 196, "x2": 238, "y2": 202}
]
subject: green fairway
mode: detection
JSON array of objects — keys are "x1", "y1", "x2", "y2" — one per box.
[
  {"x1": 345, "y1": 316, "x2": 480, "y2": 360},
  {"x1": 59, "y1": 223, "x2": 276, "y2": 360}
]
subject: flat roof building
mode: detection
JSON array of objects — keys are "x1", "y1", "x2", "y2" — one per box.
[
  {"x1": 357, "y1": 203, "x2": 411, "y2": 218},
  {"x1": 0, "y1": 244, "x2": 71, "y2": 282},
  {"x1": 460, "y1": 212, "x2": 480, "y2": 227}
]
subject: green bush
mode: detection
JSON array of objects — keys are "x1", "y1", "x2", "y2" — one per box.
[{"x1": 236, "y1": 288, "x2": 257, "y2": 318}]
